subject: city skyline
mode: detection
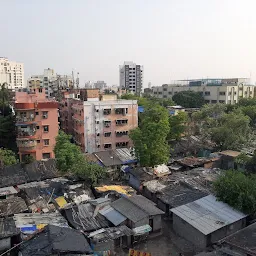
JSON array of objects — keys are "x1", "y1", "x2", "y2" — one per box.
[{"x1": 1, "y1": 0, "x2": 256, "y2": 87}]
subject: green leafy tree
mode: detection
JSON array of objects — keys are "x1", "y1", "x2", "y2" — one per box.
[
  {"x1": 0, "y1": 148, "x2": 17, "y2": 167},
  {"x1": 54, "y1": 131, "x2": 105, "y2": 184},
  {"x1": 172, "y1": 91, "x2": 204, "y2": 108},
  {"x1": 193, "y1": 104, "x2": 251, "y2": 150},
  {"x1": 23, "y1": 155, "x2": 35, "y2": 164},
  {"x1": 130, "y1": 104, "x2": 170, "y2": 166},
  {"x1": 168, "y1": 112, "x2": 188, "y2": 140},
  {"x1": 0, "y1": 84, "x2": 17, "y2": 151},
  {"x1": 214, "y1": 170, "x2": 256, "y2": 214}
]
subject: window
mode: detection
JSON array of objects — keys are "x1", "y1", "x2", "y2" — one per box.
[
  {"x1": 168, "y1": 91, "x2": 172, "y2": 95},
  {"x1": 39, "y1": 88, "x2": 43, "y2": 93},
  {"x1": 43, "y1": 125, "x2": 49, "y2": 132},
  {"x1": 219, "y1": 92, "x2": 226, "y2": 96},
  {"x1": 163, "y1": 88, "x2": 167, "y2": 91},
  {"x1": 36, "y1": 126, "x2": 40, "y2": 130},
  {"x1": 42, "y1": 153, "x2": 50, "y2": 159},
  {"x1": 116, "y1": 142, "x2": 128, "y2": 148},
  {"x1": 163, "y1": 95, "x2": 167, "y2": 98},
  {"x1": 158, "y1": 92, "x2": 162, "y2": 94},
  {"x1": 103, "y1": 109, "x2": 111, "y2": 115},
  {"x1": 116, "y1": 119, "x2": 128, "y2": 126},
  {"x1": 103, "y1": 120, "x2": 111, "y2": 127},
  {"x1": 154, "y1": 92, "x2": 157, "y2": 94},
  {"x1": 228, "y1": 91, "x2": 232, "y2": 95},
  {"x1": 44, "y1": 139, "x2": 49, "y2": 145},
  {"x1": 205, "y1": 91, "x2": 210, "y2": 96},
  {"x1": 104, "y1": 132, "x2": 111, "y2": 137},
  {"x1": 204, "y1": 100, "x2": 210, "y2": 103},
  {"x1": 245, "y1": 91, "x2": 248, "y2": 95},
  {"x1": 36, "y1": 140, "x2": 40, "y2": 143},
  {"x1": 35, "y1": 111, "x2": 39, "y2": 115},
  {"x1": 239, "y1": 87, "x2": 243, "y2": 91},
  {"x1": 116, "y1": 131, "x2": 128, "y2": 137},
  {"x1": 219, "y1": 100, "x2": 225, "y2": 103},
  {"x1": 42, "y1": 111, "x2": 48, "y2": 119},
  {"x1": 211, "y1": 100, "x2": 217, "y2": 103},
  {"x1": 104, "y1": 143, "x2": 112, "y2": 149}
]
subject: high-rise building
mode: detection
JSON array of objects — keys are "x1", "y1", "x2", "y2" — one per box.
[
  {"x1": 15, "y1": 88, "x2": 59, "y2": 161},
  {"x1": 0, "y1": 57, "x2": 25, "y2": 90},
  {"x1": 59, "y1": 91, "x2": 138, "y2": 153},
  {"x1": 27, "y1": 68, "x2": 73, "y2": 98},
  {"x1": 119, "y1": 62, "x2": 143, "y2": 95},
  {"x1": 152, "y1": 78, "x2": 255, "y2": 104}
]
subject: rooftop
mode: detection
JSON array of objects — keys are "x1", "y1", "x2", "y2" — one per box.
[
  {"x1": 93, "y1": 148, "x2": 136, "y2": 167},
  {"x1": 218, "y1": 150, "x2": 241, "y2": 158},
  {"x1": 111, "y1": 195, "x2": 164, "y2": 223},
  {"x1": 171, "y1": 195, "x2": 247, "y2": 235},
  {"x1": 19, "y1": 225, "x2": 93, "y2": 255},
  {"x1": 157, "y1": 183, "x2": 208, "y2": 208},
  {"x1": 89, "y1": 225, "x2": 132, "y2": 243},
  {"x1": 0, "y1": 197, "x2": 28, "y2": 217},
  {"x1": 0, "y1": 217, "x2": 20, "y2": 239},
  {"x1": 221, "y1": 222, "x2": 256, "y2": 255}
]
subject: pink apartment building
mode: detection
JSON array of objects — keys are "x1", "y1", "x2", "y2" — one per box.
[{"x1": 15, "y1": 88, "x2": 59, "y2": 161}]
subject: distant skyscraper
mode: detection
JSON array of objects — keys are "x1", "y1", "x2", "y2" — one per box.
[
  {"x1": 0, "y1": 57, "x2": 25, "y2": 90},
  {"x1": 119, "y1": 61, "x2": 143, "y2": 95},
  {"x1": 94, "y1": 80, "x2": 107, "y2": 90}
]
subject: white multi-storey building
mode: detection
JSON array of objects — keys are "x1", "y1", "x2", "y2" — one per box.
[
  {"x1": 152, "y1": 78, "x2": 255, "y2": 104},
  {"x1": 27, "y1": 68, "x2": 73, "y2": 97},
  {"x1": 119, "y1": 61, "x2": 143, "y2": 95},
  {"x1": 0, "y1": 57, "x2": 25, "y2": 90}
]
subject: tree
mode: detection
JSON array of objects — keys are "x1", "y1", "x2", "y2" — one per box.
[
  {"x1": 130, "y1": 104, "x2": 170, "y2": 166},
  {"x1": 0, "y1": 84, "x2": 17, "y2": 152},
  {"x1": 172, "y1": 91, "x2": 204, "y2": 108},
  {"x1": 168, "y1": 112, "x2": 188, "y2": 140},
  {"x1": 54, "y1": 131, "x2": 105, "y2": 184},
  {"x1": 214, "y1": 170, "x2": 256, "y2": 214},
  {"x1": 193, "y1": 104, "x2": 252, "y2": 150},
  {"x1": 0, "y1": 148, "x2": 17, "y2": 167}
]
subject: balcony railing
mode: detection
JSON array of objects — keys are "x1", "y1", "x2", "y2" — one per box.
[
  {"x1": 16, "y1": 115, "x2": 35, "y2": 122},
  {"x1": 17, "y1": 140, "x2": 37, "y2": 148},
  {"x1": 17, "y1": 128, "x2": 36, "y2": 137}
]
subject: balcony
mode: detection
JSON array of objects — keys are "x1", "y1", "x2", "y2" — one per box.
[
  {"x1": 17, "y1": 125, "x2": 36, "y2": 137},
  {"x1": 115, "y1": 119, "x2": 128, "y2": 126},
  {"x1": 16, "y1": 113, "x2": 35, "y2": 123},
  {"x1": 116, "y1": 131, "x2": 128, "y2": 137},
  {"x1": 17, "y1": 139, "x2": 37, "y2": 148},
  {"x1": 103, "y1": 120, "x2": 111, "y2": 128},
  {"x1": 103, "y1": 109, "x2": 111, "y2": 115}
]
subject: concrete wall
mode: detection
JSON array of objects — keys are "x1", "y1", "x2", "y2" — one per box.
[
  {"x1": 173, "y1": 214, "x2": 207, "y2": 249},
  {"x1": 151, "y1": 215, "x2": 162, "y2": 232},
  {"x1": 157, "y1": 198, "x2": 169, "y2": 215},
  {"x1": 210, "y1": 218, "x2": 246, "y2": 244}
]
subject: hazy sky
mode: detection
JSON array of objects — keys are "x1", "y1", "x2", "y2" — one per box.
[{"x1": 1, "y1": 0, "x2": 256, "y2": 87}]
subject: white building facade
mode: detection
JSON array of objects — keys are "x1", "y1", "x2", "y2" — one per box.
[
  {"x1": 152, "y1": 78, "x2": 255, "y2": 104},
  {"x1": 28, "y1": 68, "x2": 73, "y2": 97},
  {"x1": 0, "y1": 57, "x2": 25, "y2": 90},
  {"x1": 119, "y1": 61, "x2": 143, "y2": 95},
  {"x1": 83, "y1": 97, "x2": 138, "y2": 153}
]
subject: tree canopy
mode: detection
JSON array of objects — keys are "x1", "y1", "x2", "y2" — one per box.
[
  {"x1": 54, "y1": 131, "x2": 105, "y2": 184},
  {"x1": 0, "y1": 148, "x2": 17, "y2": 167},
  {"x1": 193, "y1": 104, "x2": 252, "y2": 150},
  {"x1": 0, "y1": 84, "x2": 17, "y2": 152},
  {"x1": 168, "y1": 112, "x2": 188, "y2": 141},
  {"x1": 129, "y1": 103, "x2": 170, "y2": 166},
  {"x1": 172, "y1": 91, "x2": 204, "y2": 108},
  {"x1": 214, "y1": 170, "x2": 256, "y2": 215}
]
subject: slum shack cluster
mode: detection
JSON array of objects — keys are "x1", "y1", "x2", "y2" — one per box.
[{"x1": 0, "y1": 148, "x2": 256, "y2": 256}]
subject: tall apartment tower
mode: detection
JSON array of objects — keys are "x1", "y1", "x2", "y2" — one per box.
[
  {"x1": 119, "y1": 62, "x2": 143, "y2": 95},
  {"x1": 15, "y1": 88, "x2": 59, "y2": 161},
  {"x1": 0, "y1": 57, "x2": 25, "y2": 90}
]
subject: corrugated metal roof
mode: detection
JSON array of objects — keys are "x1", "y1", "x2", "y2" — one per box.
[
  {"x1": 0, "y1": 186, "x2": 18, "y2": 196},
  {"x1": 99, "y1": 205, "x2": 127, "y2": 226},
  {"x1": 0, "y1": 197, "x2": 28, "y2": 217},
  {"x1": 0, "y1": 217, "x2": 20, "y2": 239},
  {"x1": 114, "y1": 148, "x2": 136, "y2": 164},
  {"x1": 171, "y1": 195, "x2": 246, "y2": 235}
]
